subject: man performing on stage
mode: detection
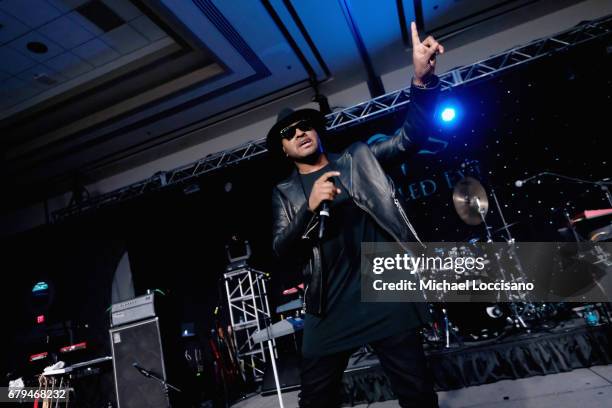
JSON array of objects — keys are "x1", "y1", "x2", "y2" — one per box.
[{"x1": 268, "y1": 23, "x2": 443, "y2": 408}]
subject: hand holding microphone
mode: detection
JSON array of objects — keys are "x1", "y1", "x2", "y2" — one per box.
[{"x1": 308, "y1": 171, "x2": 341, "y2": 239}]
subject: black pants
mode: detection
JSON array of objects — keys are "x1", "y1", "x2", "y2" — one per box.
[{"x1": 298, "y1": 330, "x2": 438, "y2": 408}]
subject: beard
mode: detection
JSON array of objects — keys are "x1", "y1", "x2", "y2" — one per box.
[{"x1": 294, "y1": 148, "x2": 322, "y2": 165}]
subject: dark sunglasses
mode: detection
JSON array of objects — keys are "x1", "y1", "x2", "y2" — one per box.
[{"x1": 280, "y1": 119, "x2": 314, "y2": 140}]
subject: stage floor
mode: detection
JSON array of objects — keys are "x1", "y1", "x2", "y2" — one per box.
[{"x1": 231, "y1": 364, "x2": 612, "y2": 408}]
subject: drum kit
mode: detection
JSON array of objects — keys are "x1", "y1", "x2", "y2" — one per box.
[{"x1": 425, "y1": 169, "x2": 612, "y2": 346}]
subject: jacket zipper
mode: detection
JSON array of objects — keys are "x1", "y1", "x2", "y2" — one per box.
[
  {"x1": 353, "y1": 193, "x2": 425, "y2": 250},
  {"x1": 302, "y1": 219, "x2": 319, "y2": 239},
  {"x1": 392, "y1": 194, "x2": 426, "y2": 248}
]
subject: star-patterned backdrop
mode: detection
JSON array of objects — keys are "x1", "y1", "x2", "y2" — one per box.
[{"x1": 325, "y1": 41, "x2": 611, "y2": 243}]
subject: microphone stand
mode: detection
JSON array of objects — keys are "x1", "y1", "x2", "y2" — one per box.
[
  {"x1": 597, "y1": 182, "x2": 612, "y2": 207},
  {"x1": 260, "y1": 277, "x2": 285, "y2": 408},
  {"x1": 133, "y1": 364, "x2": 181, "y2": 407}
]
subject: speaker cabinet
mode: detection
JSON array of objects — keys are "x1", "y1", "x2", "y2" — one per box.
[{"x1": 110, "y1": 317, "x2": 169, "y2": 407}]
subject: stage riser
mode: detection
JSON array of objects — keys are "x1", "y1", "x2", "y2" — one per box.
[{"x1": 341, "y1": 325, "x2": 612, "y2": 405}]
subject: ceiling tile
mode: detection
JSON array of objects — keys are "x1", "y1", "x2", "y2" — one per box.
[
  {"x1": 0, "y1": 76, "x2": 24, "y2": 95},
  {"x1": 0, "y1": 9, "x2": 31, "y2": 44},
  {"x1": 102, "y1": 0, "x2": 141, "y2": 22},
  {"x1": 101, "y1": 24, "x2": 148, "y2": 55},
  {"x1": 0, "y1": 45, "x2": 37, "y2": 74},
  {"x1": 0, "y1": 0, "x2": 62, "y2": 29},
  {"x1": 44, "y1": 51, "x2": 93, "y2": 79},
  {"x1": 38, "y1": 15, "x2": 95, "y2": 49},
  {"x1": 73, "y1": 37, "x2": 120, "y2": 67},
  {"x1": 45, "y1": 0, "x2": 89, "y2": 13},
  {"x1": 0, "y1": 76, "x2": 40, "y2": 107},
  {"x1": 129, "y1": 15, "x2": 166, "y2": 42},
  {"x1": 8, "y1": 31, "x2": 64, "y2": 63}
]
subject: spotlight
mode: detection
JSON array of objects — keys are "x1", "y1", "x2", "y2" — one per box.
[
  {"x1": 441, "y1": 107, "x2": 456, "y2": 122},
  {"x1": 437, "y1": 101, "x2": 462, "y2": 126}
]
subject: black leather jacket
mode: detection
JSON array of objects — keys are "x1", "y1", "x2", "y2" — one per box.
[{"x1": 271, "y1": 79, "x2": 440, "y2": 316}]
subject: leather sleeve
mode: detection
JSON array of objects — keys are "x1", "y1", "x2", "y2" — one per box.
[
  {"x1": 271, "y1": 187, "x2": 315, "y2": 260},
  {"x1": 369, "y1": 76, "x2": 441, "y2": 167}
]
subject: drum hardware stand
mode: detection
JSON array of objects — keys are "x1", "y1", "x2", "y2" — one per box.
[
  {"x1": 490, "y1": 189, "x2": 532, "y2": 330},
  {"x1": 441, "y1": 308, "x2": 463, "y2": 348},
  {"x1": 424, "y1": 305, "x2": 462, "y2": 348},
  {"x1": 476, "y1": 197, "x2": 493, "y2": 243},
  {"x1": 454, "y1": 177, "x2": 531, "y2": 332}
]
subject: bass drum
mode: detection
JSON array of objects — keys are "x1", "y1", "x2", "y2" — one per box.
[{"x1": 444, "y1": 302, "x2": 509, "y2": 340}]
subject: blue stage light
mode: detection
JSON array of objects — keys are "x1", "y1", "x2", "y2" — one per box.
[{"x1": 441, "y1": 107, "x2": 456, "y2": 122}]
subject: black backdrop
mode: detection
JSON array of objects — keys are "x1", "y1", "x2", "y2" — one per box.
[{"x1": 3, "y1": 34, "x2": 611, "y2": 397}]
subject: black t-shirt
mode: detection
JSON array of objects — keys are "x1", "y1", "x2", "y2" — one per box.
[{"x1": 298, "y1": 163, "x2": 426, "y2": 357}]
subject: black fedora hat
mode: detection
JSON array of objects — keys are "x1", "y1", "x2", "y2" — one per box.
[{"x1": 266, "y1": 108, "x2": 326, "y2": 158}]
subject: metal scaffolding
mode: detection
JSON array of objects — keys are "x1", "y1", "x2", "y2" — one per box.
[
  {"x1": 53, "y1": 14, "x2": 611, "y2": 221},
  {"x1": 223, "y1": 266, "x2": 274, "y2": 381}
]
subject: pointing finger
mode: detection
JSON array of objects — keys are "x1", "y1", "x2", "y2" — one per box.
[{"x1": 411, "y1": 21, "x2": 421, "y2": 46}]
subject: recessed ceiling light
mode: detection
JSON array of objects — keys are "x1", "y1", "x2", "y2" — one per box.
[{"x1": 27, "y1": 41, "x2": 48, "y2": 54}]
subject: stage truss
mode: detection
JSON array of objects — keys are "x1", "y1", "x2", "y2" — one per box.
[
  {"x1": 223, "y1": 266, "x2": 274, "y2": 381},
  {"x1": 53, "y1": 14, "x2": 612, "y2": 221}
]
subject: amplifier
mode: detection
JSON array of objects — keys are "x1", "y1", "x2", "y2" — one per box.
[
  {"x1": 111, "y1": 293, "x2": 156, "y2": 327},
  {"x1": 110, "y1": 318, "x2": 169, "y2": 407}
]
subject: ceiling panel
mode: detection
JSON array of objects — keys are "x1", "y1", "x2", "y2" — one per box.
[
  {"x1": 0, "y1": 45, "x2": 37, "y2": 74},
  {"x1": 423, "y1": 0, "x2": 531, "y2": 32},
  {"x1": 129, "y1": 14, "x2": 167, "y2": 42},
  {"x1": 102, "y1": 0, "x2": 142, "y2": 22},
  {"x1": 72, "y1": 37, "x2": 120, "y2": 67},
  {"x1": 0, "y1": 77, "x2": 39, "y2": 108},
  {"x1": 38, "y1": 14, "x2": 96, "y2": 49},
  {"x1": 350, "y1": 0, "x2": 416, "y2": 76},
  {"x1": 8, "y1": 31, "x2": 65, "y2": 63},
  {"x1": 290, "y1": 0, "x2": 362, "y2": 74},
  {"x1": 44, "y1": 51, "x2": 93, "y2": 79},
  {"x1": 45, "y1": 0, "x2": 89, "y2": 13},
  {"x1": 100, "y1": 24, "x2": 149, "y2": 55},
  {"x1": 0, "y1": 0, "x2": 62, "y2": 28},
  {"x1": 0, "y1": 9, "x2": 30, "y2": 43}
]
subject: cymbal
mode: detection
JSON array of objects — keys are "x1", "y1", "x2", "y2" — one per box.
[{"x1": 453, "y1": 177, "x2": 489, "y2": 226}]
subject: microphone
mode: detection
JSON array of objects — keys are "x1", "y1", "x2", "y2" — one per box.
[
  {"x1": 514, "y1": 172, "x2": 547, "y2": 188},
  {"x1": 318, "y1": 176, "x2": 335, "y2": 239},
  {"x1": 132, "y1": 363, "x2": 151, "y2": 378},
  {"x1": 319, "y1": 177, "x2": 336, "y2": 239},
  {"x1": 318, "y1": 201, "x2": 330, "y2": 239}
]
